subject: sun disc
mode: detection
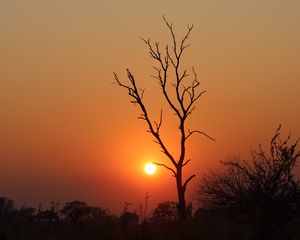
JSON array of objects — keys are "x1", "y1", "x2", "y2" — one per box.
[{"x1": 144, "y1": 163, "x2": 156, "y2": 175}]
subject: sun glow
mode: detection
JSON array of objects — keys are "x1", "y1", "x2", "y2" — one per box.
[{"x1": 144, "y1": 163, "x2": 156, "y2": 175}]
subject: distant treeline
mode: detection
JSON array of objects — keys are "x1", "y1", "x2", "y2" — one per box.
[{"x1": 0, "y1": 195, "x2": 299, "y2": 240}]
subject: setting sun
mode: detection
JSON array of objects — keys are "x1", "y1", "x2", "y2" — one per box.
[{"x1": 144, "y1": 163, "x2": 156, "y2": 175}]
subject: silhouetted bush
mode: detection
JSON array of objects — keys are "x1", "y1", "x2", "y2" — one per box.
[{"x1": 196, "y1": 126, "x2": 300, "y2": 240}]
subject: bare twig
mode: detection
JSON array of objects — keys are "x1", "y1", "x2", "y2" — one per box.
[{"x1": 186, "y1": 130, "x2": 216, "y2": 141}]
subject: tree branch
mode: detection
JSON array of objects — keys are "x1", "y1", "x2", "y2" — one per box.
[
  {"x1": 183, "y1": 174, "x2": 196, "y2": 190},
  {"x1": 114, "y1": 70, "x2": 177, "y2": 167},
  {"x1": 182, "y1": 159, "x2": 191, "y2": 167},
  {"x1": 153, "y1": 162, "x2": 176, "y2": 176},
  {"x1": 186, "y1": 130, "x2": 216, "y2": 141},
  {"x1": 154, "y1": 110, "x2": 163, "y2": 133}
]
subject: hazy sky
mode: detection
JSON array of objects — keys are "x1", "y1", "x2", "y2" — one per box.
[{"x1": 1, "y1": 0, "x2": 299, "y2": 214}]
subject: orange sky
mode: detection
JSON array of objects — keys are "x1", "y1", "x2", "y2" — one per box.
[{"x1": 0, "y1": 0, "x2": 300, "y2": 214}]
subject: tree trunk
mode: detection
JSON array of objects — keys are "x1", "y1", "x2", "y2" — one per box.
[{"x1": 176, "y1": 168, "x2": 187, "y2": 220}]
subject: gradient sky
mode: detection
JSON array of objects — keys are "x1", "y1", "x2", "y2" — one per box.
[{"x1": 1, "y1": 0, "x2": 300, "y2": 214}]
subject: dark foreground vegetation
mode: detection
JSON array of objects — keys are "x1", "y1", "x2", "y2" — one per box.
[
  {"x1": 1, "y1": 127, "x2": 299, "y2": 240},
  {"x1": 0, "y1": 198, "x2": 300, "y2": 240}
]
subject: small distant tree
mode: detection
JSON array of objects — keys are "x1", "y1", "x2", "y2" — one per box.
[
  {"x1": 17, "y1": 206, "x2": 35, "y2": 223},
  {"x1": 114, "y1": 16, "x2": 214, "y2": 220},
  {"x1": 62, "y1": 200, "x2": 90, "y2": 225},
  {"x1": 196, "y1": 125, "x2": 300, "y2": 240},
  {"x1": 151, "y1": 201, "x2": 178, "y2": 223},
  {"x1": 120, "y1": 211, "x2": 139, "y2": 226},
  {"x1": 0, "y1": 197, "x2": 15, "y2": 219},
  {"x1": 88, "y1": 206, "x2": 107, "y2": 219},
  {"x1": 36, "y1": 201, "x2": 59, "y2": 223},
  {"x1": 120, "y1": 202, "x2": 139, "y2": 238}
]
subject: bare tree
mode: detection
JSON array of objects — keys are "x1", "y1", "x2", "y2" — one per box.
[
  {"x1": 196, "y1": 125, "x2": 300, "y2": 240},
  {"x1": 114, "y1": 16, "x2": 214, "y2": 220}
]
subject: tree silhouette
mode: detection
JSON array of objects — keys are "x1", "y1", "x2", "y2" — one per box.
[
  {"x1": 36, "y1": 201, "x2": 59, "y2": 223},
  {"x1": 0, "y1": 197, "x2": 15, "y2": 219},
  {"x1": 62, "y1": 200, "x2": 90, "y2": 225},
  {"x1": 17, "y1": 206, "x2": 35, "y2": 223},
  {"x1": 120, "y1": 201, "x2": 139, "y2": 238},
  {"x1": 88, "y1": 206, "x2": 107, "y2": 219},
  {"x1": 151, "y1": 201, "x2": 178, "y2": 223},
  {"x1": 196, "y1": 125, "x2": 300, "y2": 240},
  {"x1": 114, "y1": 16, "x2": 214, "y2": 220}
]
